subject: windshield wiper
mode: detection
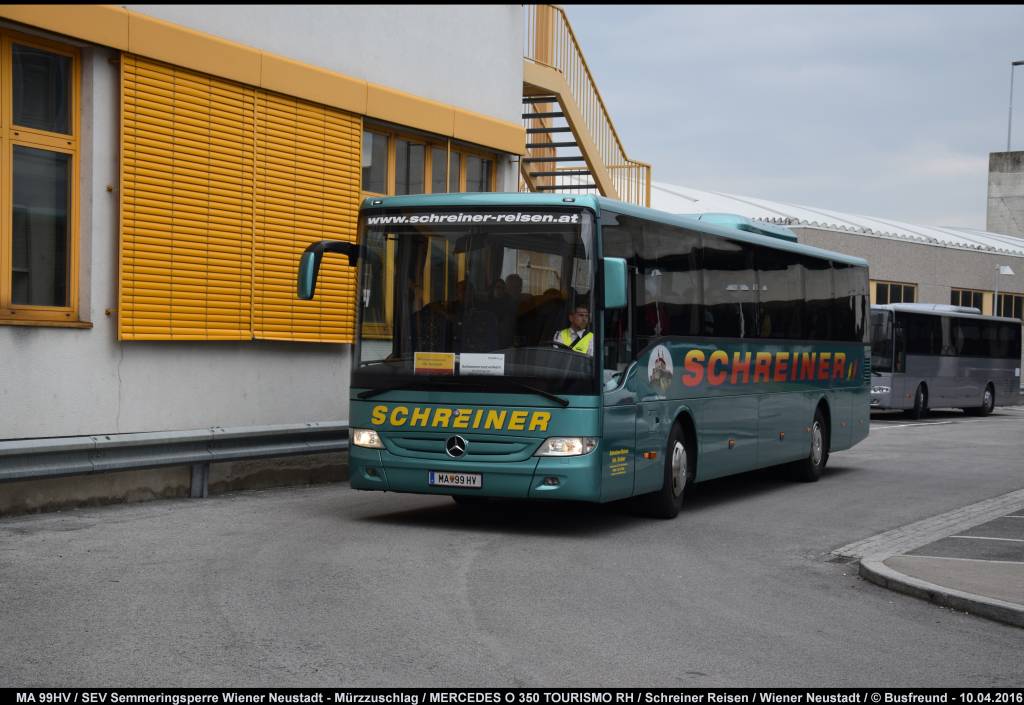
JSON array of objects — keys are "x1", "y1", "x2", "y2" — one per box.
[{"x1": 356, "y1": 378, "x2": 570, "y2": 407}]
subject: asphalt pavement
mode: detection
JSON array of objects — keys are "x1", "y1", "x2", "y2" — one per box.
[{"x1": 1, "y1": 405, "x2": 1022, "y2": 686}]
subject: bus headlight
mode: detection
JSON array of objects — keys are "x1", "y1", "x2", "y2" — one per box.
[
  {"x1": 871, "y1": 386, "x2": 891, "y2": 395},
  {"x1": 535, "y1": 437, "x2": 598, "y2": 457},
  {"x1": 352, "y1": 428, "x2": 384, "y2": 449}
]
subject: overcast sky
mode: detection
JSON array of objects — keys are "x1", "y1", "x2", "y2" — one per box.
[{"x1": 563, "y1": 5, "x2": 1024, "y2": 230}]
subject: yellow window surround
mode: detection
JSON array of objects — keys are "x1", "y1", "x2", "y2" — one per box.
[{"x1": 0, "y1": 28, "x2": 84, "y2": 327}]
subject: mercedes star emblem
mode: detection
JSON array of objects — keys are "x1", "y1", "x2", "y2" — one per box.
[{"x1": 445, "y1": 435, "x2": 468, "y2": 458}]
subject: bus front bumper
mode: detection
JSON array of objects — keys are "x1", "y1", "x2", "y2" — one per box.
[{"x1": 349, "y1": 446, "x2": 605, "y2": 502}]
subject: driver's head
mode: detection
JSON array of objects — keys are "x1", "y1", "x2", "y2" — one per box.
[{"x1": 568, "y1": 306, "x2": 589, "y2": 330}]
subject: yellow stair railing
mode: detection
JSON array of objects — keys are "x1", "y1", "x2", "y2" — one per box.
[{"x1": 523, "y1": 4, "x2": 651, "y2": 207}]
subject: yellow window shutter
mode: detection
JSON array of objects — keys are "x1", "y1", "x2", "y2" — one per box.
[
  {"x1": 253, "y1": 92, "x2": 360, "y2": 343},
  {"x1": 120, "y1": 55, "x2": 255, "y2": 340}
]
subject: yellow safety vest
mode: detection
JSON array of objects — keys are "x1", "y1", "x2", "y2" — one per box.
[{"x1": 559, "y1": 328, "x2": 593, "y2": 354}]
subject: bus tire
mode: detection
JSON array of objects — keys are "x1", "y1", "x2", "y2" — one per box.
[
  {"x1": 635, "y1": 423, "x2": 692, "y2": 519},
  {"x1": 966, "y1": 384, "x2": 995, "y2": 417},
  {"x1": 908, "y1": 384, "x2": 928, "y2": 420},
  {"x1": 792, "y1": 407, "x2": 829, "y2": 483}
]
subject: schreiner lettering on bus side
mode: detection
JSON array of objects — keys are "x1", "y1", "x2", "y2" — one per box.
[
  {"x1": 368, "y1": 406, "x2": 552, "y2": 432},
  {"x1": 681, "y1": 349, "x2": 859, "y2": 387}
]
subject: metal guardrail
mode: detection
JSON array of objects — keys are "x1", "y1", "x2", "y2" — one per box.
[{"x1": 0, "y1": 422, "x2": 349, "y2": 498}]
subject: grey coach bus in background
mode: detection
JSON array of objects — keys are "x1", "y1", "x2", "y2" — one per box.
[{"x1": 869, "y1": 304, "x2": 1022, "y2": 418}]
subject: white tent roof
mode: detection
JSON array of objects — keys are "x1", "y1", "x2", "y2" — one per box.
[{"x1": 650, "y1": 181, "x2": 1024, "y2": 258}]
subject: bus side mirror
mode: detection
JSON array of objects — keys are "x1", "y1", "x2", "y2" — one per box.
[
  {"x1": 297, "y1": 240, "x2": 358, "y2": 300},
  {"x1": 603, "y1": 257, "x2": 627, "y2": 310}
]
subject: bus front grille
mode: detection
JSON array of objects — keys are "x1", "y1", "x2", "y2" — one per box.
[{"x1": 384, "y1": 433, "x2": 540, "y2": 462}]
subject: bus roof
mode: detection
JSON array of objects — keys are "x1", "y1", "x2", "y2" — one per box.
[
  {"x1": 872, "y1": 303, "x2": 1022, "y2": 324},
  {"x1": 361, "y1": 192, "x2": 869, "y2": 268}
]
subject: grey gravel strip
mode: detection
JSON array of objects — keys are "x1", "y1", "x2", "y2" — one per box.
[{"x1": 832, "y1": 488, "x2": 1024, "y2": 560}]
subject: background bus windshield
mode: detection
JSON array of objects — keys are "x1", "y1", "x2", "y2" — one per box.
[{"x1": 354, "y1": 209, "x2": 596, "y2": 395}]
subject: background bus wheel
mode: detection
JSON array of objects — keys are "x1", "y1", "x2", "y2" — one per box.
[
  {"x1": 635, "y1": 423, "x2": 692, "y2": 519},
  {"x1": 792, "y1": 407, "x2": 829, "y2": 483},
  {"x1": 908, "y1": 384, "x2": 928, "y2": 420},
  {"x1": 966, "y1": 384, "x2": 994, "y2": 417}
]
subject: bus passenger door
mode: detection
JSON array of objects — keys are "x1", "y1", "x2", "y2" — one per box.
[{"x1": 600, "y1": 212, "x2": 639, "y2": 501}]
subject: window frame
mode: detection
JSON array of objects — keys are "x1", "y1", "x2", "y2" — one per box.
[
  {"x1": 995, "y1": 292, "x2": 1024, "y2": 320},
  {"x1": 950, "y1": 287, "x2": 989, "y2": 314},
  {"x1": 0, "y1": 30, "x2": 82, "y2": 327},
  {"x1": 872, "y1": 279, "x2": 916, "y2": 306}
]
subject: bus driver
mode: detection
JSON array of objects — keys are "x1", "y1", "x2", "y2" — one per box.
[{"x1": 554, "y1": 305, "x2": 593, "y2": 356}]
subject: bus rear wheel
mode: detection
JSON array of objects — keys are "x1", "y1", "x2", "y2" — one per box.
[
  {"x1": 965, "y1": 384, "x2": 995, "y2": 417},
  {"x1": 908, "y1": 384, "x2": 928, "y2": 420},
  {"x1": 635, "y1": 423, "x2": 692, "y2": 519},
  {"x1": 792, "y1": 407, "x2": 829, "y2": 482}
]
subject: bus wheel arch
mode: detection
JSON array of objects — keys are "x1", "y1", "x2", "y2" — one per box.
[
  {"x1": 793, "y1": 400, "x2": 830, "y2": 483},
  {"x1": 673, "y1": 410, "x2": 698, "y2": 481},
  {"x1": 634, "y1": 413, "x2": 695, "y2": 519},
  {"x1": 815, "y1": 397, "x2": 832, "y2": 442}
]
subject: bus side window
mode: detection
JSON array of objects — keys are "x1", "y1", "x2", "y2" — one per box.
[
  {"x1": 754, "y1": 246, "x2": 803, "y2": 340},
  {"x1": 702, "y1": 238, "x2": 756, "y2": 339},
  {"x1": 801, "y1": 257, "x2": 833, "y2": 341},
  {"x1": 638, "y1": 223, "x2": 702, "y2": 346}
]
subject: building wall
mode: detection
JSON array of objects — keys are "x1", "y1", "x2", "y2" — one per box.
[
  {"x1": 987, "y1": 151, "x2": 1024, "y2": 237},
  {"x1": 0, "y1": 9, "x2": 524, "y2": 441},
  {"x1": 125, "y1": 5, "x2": 524, "y2": 125},
  {"x1": 794, "y1": 226, "x2": 1024, "y2": 302},
  {"x1": 1, "y1": 45, "x2": 353, "y2": 439}
]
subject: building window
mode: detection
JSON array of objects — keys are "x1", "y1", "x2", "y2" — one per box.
[
  {"x1": 465, "y1": 153, "x2": 494, "y2": 192},
  {"x1": 360, "y1": 125, "x2": 497, "y2": 196},
  {"x1": 874, "y1": 280, "x2": 916, "y2": 305},
  {"x1": 996, "y1": 292, "x2": 1023, "y2": 320},
  {"x1": 362, "y1": 131, "x2": 389, "y2": 195},
  {"x1": 1, "y1": 33, "x2": 79, "y2": 325},
  {"x1": 951, "y1": 288, "x2": 986, "y2": 312}
]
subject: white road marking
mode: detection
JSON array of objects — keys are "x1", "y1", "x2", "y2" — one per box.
[
  {"x1": 872, "y1": 421, "x2": 955, "y2": 430},
  {"x1": 947, "y1": 535, "x2": 1024, "y2": 543}
]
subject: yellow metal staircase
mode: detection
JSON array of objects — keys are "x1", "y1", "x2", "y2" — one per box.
[{"x1": 522, "y1": 5, "x2": 651, "y2": 207}]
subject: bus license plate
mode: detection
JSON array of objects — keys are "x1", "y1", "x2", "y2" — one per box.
[{"x1": 428, "y1": 471, "x2": 482, "y2": 488}]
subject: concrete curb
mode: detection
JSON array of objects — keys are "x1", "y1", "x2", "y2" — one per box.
[{"x1": 859, "y1": 555, "x2": 1024, "y2": 629}]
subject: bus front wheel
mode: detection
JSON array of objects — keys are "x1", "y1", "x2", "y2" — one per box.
[
  {"x1": 792, "y1": 407, "x2": 829, "y2": 482},
  {"x1": 635, "y1": 423, "x2": 692, "y2": 519}
]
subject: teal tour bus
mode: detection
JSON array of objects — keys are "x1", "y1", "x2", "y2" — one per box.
[{"x1": 298, "y1": 193, "x2": 870, "y2": 518}]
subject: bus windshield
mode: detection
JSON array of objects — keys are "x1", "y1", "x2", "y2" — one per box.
[
  {"x1": 354, "y1": 207, "x2": 597, "y2": 395},
  {"x1": 870, "y1": 308, "x2": 893, "y2": 373}
]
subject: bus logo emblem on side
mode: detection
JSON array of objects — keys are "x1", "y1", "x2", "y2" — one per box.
[{"x1": 445, "y1": 436, "x2": 468, "y2": 458}]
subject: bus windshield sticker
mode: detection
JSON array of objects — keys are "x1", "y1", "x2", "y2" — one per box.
[
  {"x1": 414, "y1": 352, "x2": 455, "y2": 376},
  {"x1": 460, "y1": 353, "x2": 505, "y2": 376},
  {"x1": 365, "y1": 212, "x2": 581, "y2": 226}
]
